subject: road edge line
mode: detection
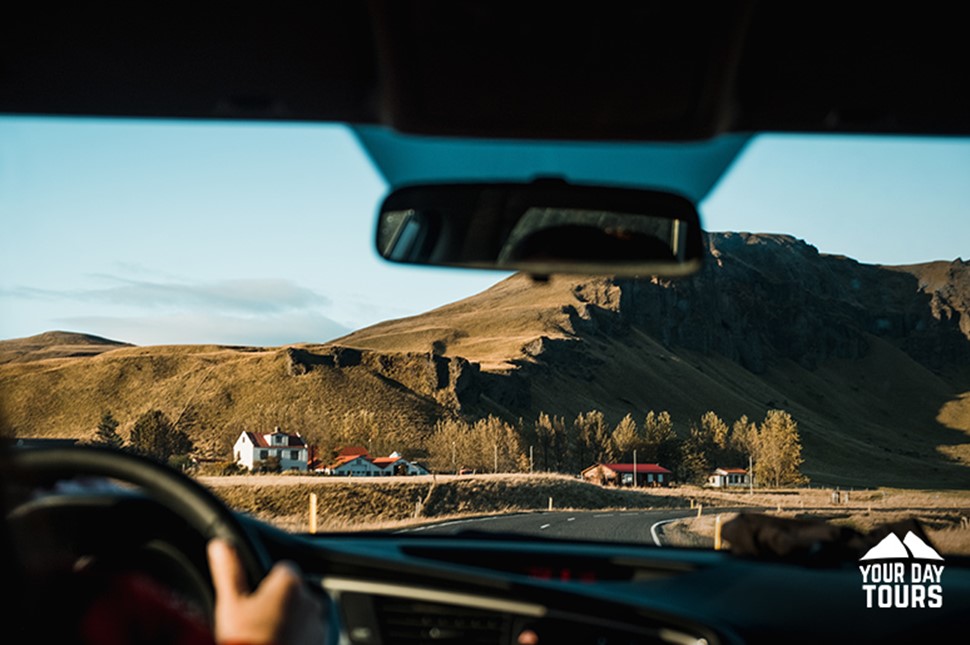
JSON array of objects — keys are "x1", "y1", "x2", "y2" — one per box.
[{"x1": 650, "y1": 518, "x2": 680, "y2": 547}]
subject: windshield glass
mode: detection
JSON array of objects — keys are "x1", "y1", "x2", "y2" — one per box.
[{"x1": 2, "y1": 117, "x2": 969, "y2": 553}]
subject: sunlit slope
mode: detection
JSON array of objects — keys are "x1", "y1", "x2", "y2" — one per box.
[
  {"x1": 0, "y1": 342, "x2": 451, "y2": 457},
  {"x1": 2, "y1": 233, "x2": 969, "y2": 487},
  {"x1": 0, "y1": 331, "x2": 132, "y2": 364},
  {"x1": 328, "y1": 273, "x2": 586, "y2": 370}
]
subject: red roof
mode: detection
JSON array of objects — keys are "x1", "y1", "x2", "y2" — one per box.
[
  {"x1": 337, "y1": 445, "x2": 369, "y2": 457},
  {"x1": 243, "y1": 431, "x2": 268, "y2": 447},
  {"x1": 332, "y1": 454, "x2": 371, "y2": 467},
  {"x1": 242, "y1": 431, "x2": 307, "y2": 448},
  {"x1": 371, "y1": 456, "x2": 402, "y2": 467},
  {"x1": 717, "y1": 467, "x2": 747, "y2": 474},
  {"x1": 601, "y1": 463, "x2": 671, "y2": 474}
]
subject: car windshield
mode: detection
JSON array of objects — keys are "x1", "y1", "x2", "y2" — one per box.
[{"x1": 2, "y1": 117, "x2": 969, "y2": 554}]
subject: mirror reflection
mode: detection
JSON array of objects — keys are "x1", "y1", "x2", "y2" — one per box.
[{"x1": 377, "y1": 181, "x2": 703, "y2": 277}]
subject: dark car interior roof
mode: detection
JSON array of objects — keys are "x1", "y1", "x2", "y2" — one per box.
[{"x1": 2, "y1": 2, "x2": 968, "y2": 139}]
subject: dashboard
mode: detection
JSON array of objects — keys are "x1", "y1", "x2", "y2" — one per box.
[
  {"x1": 7, "y1": 485, "x2": 970, "y2": 644},
  {"x1": 259, "y1": 520, "x2": 970, "y2": 644}
]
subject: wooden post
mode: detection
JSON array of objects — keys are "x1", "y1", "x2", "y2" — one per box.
[
  {"x1": 714, "y1": 514, "x2": 722, "y2": 550},
  {"x1": 309, "y1": 493, "x2": 318, "y2": 534},
  {"x1": 697, "y1": 503, "x2": 703, "y2": 518},
  {"x1": 548, "y1": 496, "x2": 553, "y2": 511}
]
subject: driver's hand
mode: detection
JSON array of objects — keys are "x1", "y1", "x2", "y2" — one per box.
[{"x1": 207, "y1": 538, "x2": 326, "y2": 645}]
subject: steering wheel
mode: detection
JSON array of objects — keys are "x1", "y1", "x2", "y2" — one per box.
[{"x1": 4, "y1": 445, "x2": 272, "y2": 596}]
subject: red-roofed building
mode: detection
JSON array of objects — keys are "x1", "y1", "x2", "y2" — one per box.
[
  {"x1": 707, "y1": 467, "x2": 751, "y2": 488},
  {"x1": 581, "y1": 463, "x2": 672, "y2": 487},
  {"x1": 327, "y1": 448, "x2": 429, "y2": 477},
  {"x1": 233, "y1": 428, "x2": 309, "y2": 472}
]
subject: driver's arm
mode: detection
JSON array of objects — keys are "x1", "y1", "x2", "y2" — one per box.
[{"x1": 208, "y1": 539, "x2": 327, "y2": 645}]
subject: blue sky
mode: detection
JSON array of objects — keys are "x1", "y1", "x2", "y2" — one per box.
[{"x1": 1, "y1": 118, "x2": 968, "y2": 346}]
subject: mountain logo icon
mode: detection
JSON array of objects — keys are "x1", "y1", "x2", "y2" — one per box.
[
  {"x1": 859, "y1": 531, "x2": 944, "y2": 561},
  {"x1": 858, "y1": 531, "x2": 945, "y2": 608}
]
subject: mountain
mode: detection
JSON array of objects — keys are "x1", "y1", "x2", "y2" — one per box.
[
  {"x1": 0, "y1": 331, "x2": 133, "y2": 364},
  {"x1": 2, "y1": 233, "x2": 969, "y2": 487}
]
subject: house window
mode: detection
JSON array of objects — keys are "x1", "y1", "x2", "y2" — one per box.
[
  {"x1": 260, "y1": 450, "x2": 268, "y2": 459},
  {"x1": 290, "y1": 450, "x2": 299, "y2": 460}
]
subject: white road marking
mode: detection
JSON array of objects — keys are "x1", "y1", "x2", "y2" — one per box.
[
  {"x1": 650, "y1": 518, "x2": 681, "y2": 547},
  {"x1": 539, "y1": 523, "x2": 551, "y2": 529},
  {"x1": 566, "y1": 517, "x2": 576, "y2": 522},
  {"x1": 593, "y1": 513, "x2": 613, "y2": 518},
  {"x1": 396, "y1": 515, "x2": 499, "y2": 533}
]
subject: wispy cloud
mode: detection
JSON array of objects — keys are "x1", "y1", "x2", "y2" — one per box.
[{"x1": 5, "y1": 277, "x2": 329, "y2": 315}]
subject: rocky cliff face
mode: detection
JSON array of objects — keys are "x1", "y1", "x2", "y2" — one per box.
[{"x1": 563, "y1": 233, "x2": 970, "y2": 377}]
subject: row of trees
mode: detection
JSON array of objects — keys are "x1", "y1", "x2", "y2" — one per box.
[
  {"x1": 91, "y1": 402, "x2": 804, "y2": 486},
  {"x1": 92, "y1": 409, "x2": 194, "y2": 466},
  {"x1": 417, "y1": 408, "x2": 805, "y2": 486}
]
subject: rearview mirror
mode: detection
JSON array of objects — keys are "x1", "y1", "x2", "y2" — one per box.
[{"x1": 376, "y1": 180, "x2": 703, "y2": 277}]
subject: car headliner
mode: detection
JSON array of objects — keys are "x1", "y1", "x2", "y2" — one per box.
[{"x1": 2, "y1": 3, "x2": 968, "y2": 140}]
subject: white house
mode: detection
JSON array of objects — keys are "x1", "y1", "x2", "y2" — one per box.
[
  {"x1": 707, "y1": 467, "x2": 751, "y2": 488},
  {"x1": 371, "y1": 452, "x2": 430, "y2": 476},
  {"x1": 234, "y1": 428, "x2": 308, "y2": 472},
  {"x1": 330, "y1": 453, "x2": 383, "y2": 476},
  {"x1": 328, "y1": 447, "x2": 429, "y2": 477}
]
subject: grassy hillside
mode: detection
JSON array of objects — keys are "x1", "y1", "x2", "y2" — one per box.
[
  {"x1": 0, "y1": 331, "x2": 132, "y2": 364},
  {"x1": 3, "y1": 235, "x2": 969, "y2": 488},
  {"x1": 329, "y1": 273, "x2": 584, "y2": 370},
  {"x1": 0, "y1": 343, "x2": 450, "y2": 458}
]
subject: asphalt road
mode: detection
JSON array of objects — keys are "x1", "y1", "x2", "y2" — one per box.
[{"x1": 397, "y1": 509, "x2": 707, "y2": 546}]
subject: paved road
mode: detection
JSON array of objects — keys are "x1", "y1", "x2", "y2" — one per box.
[{"x1": 397, "y1": 509, "x2": 708, "y2": 546}]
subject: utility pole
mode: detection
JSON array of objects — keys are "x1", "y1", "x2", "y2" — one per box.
[
  {"x1": 633, "y1": 449, "x2": 638, "y2": 488},
  {"x1": 748, "y1": 454, "x2": 754, "y2": 494},
  {"x1": 494, "y1": 443, "x2": 499, "y2": 473},
  {"x1": 529, "y1": 445, "x2": 534, "y2": 474}
]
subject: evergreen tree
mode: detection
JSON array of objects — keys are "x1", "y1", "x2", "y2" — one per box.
[
  {"x1": 93, "y1": 411, "x2": 124, "y2": 449},
  {"x1": 534, "y1": 412, "x2": 562, "y2": 472},
  {"x1": 573, "y1": 410, "x2": 614, "y2": 467},
  {"x1": 679, "y1": 421, "x2": 716, "y2": 483},
  {"x1": 128, "y1": 409, "x2": 194, "y2": 463},
  {"x1": 643, "y1": 410, "x2": 679, "y2": 469}
]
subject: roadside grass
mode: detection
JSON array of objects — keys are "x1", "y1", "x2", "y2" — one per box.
[
  {"x1": 199, "y1": 473, "x2": 970, "y2": 554},
  {"x1": 659, "y1": 484, "x2": 970, "y2": 512},
  {"x1": 666, "y1": 508, "x2": 970, "y2": 555},
  {"x1": 201, "y1": 472, "x2": 690, "y2": 532}
]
